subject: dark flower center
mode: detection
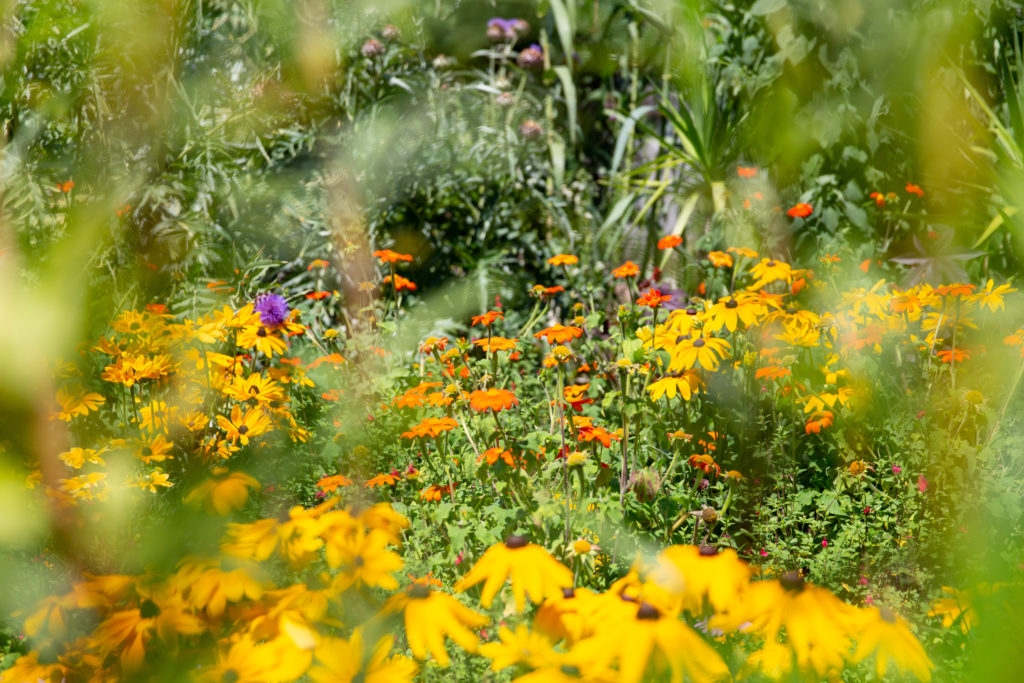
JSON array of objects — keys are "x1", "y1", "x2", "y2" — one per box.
[
  {"x1": 409, "y1": 583, "x2": 432, "y2": 599},
  {"x1": 560, "y1": 665, "x2": 582, "y2": 677},
  {"x1": 248, "y1": 385, "x2": 260, "y2": 395},
  {"x1": 505, "y1": 534, "x2": 529, "y2": 548},
  {"x1": 636, "y1": 602, "x2": 660, "y2": 620},
  {"x1": 257, "y1": 327, "x2": 268, "y2": 337},
  {"x1": 562, "y1": 587, "x2": 576, "y2": 599},
  {"x1": 686, "y1": 307, "x2": 698, "y2": 315},
  {"x1": 693, "y1": 338, "x2": 706, "y2": 348},
  {"x1": 767, "y1": 260, "x2": 776, "y2": 267},
  {"x1": 222, "y1": 670, "x2": 239, "y2": 683},
  {"x1": 238, "y1": 425, "x2": 249, "y2": 435},
  {"x1": 780, "y1": 571, "x2": 805, "y2": 593},
  {"x1": 725, "y1": 299, "x2": 738, "y2": 309},
  {"x1": 140, "y1": 599, "x2": 161, "y2": 619},
  {"x1": 699, "y1": 544, "x2": 718, "y2": 557}
]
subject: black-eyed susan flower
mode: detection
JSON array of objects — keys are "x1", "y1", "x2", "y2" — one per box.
[
  {"x1": 748, "y1": 257, "x2": 794, "y2": 289},
  {"x1": 185, "y1": 469, "x2": 261, "y2": 515},
  {"x1": 223, "y1": 372, "x2": 285, "y2": 404},
  {"x1": 703, "y1": 292, "x2": 765, "y2": 333},
  {"x1": 326, "y1": 525, "x2": 403, "y2": 592},
  {"x1": 849, "y1": 605, "x2": 934, "y2": 681},
  {"x1": 53, "y1": 385, "x2": 105, "y2": 421},
  {"x1": 309, "y1": 629, "x2": 417, "y2": 683},
  {"x1": 646, "y1": 372, "x2": 701, "y2": 402},
  {"x1": 576, "y1": 601, "x2": 729, "y2": 683},
  {"x1": 216, "y1": 405, "x2": 273, "y2": 446},
  {"x1": 648, "y1": 545, "x2": 751, "y2": 615},
  {"x1": 454, "y1": 535, "x2": 574, "y2": 612},
  {"x1": 383, "y1": 583, "x2": 489, "y2": 666},
  {"x1": 478, "y1": 623, "x2": 559, "y2": 671},
  {"x1": 667, "y1": 335, "x2": 731, "y2": 372}
]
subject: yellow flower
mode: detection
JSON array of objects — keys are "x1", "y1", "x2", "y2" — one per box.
[
  {"x1": 383, "y1": 584, "x2": 489, "y2": 666},
  {"x1": 176, "y1": 559, "x2": 266, "y2": 617},
  {"x1": 309, "y1": 631, "x2": 417, "y2": 683},
  {"x1": 849, "y1": 606, "x2": 934, "y2": 681},
  {"x1": 133, "y1": 469, "x2": 173, "y2": 493},
  {"x1": 455, "y1": 535, "x2": 574, "y2": 612},
  {"x1": 667, "y1": 335, "x2": 731, "y2": 372},
  {"x1": 711, "y1": 573, "x2": 859, "y2": 679},
  {"x1": 647, "y1": 545, "x2": 752, "y2": 614},
  {"x1": 927, "y1": 585, "x2": 975, "y2": 633},
  {"x1": 185, "y1": 469, "x2": 262, "y2": 515},
  {"x1": 326, "y1": 526, "x2": 403, "y2": 592},
  {"x1": 198, "y1": 634, "x2": 313, "y2": 683},
  {"x1": 53, "y1": 385, "x2": 105, "y2": 421},
  {"x1": 703, "y1": 292, "x2": 765, "y2": 333},
  {"x1": 237, "y1": 323, "x2": 289, "y2": 357},
  {"x1": 223, "y1": 372, "x2": 285, "y2": 404},
  {"x1": 92, "y1": 591, "x2": 204, "y2": 672},
  {"x1": 748, "y1": 257, "x2": 793, "y2": 289},
  {"x1": 967, "y1": 278, "x2": 1016, "y2": 312},
  {"x1": 646, "y1": 372, "x2": 701, "y2": 402},
  {"x1": 576, "y1": 601, "x2": 730, "y2": 683},
  {"x1": 479, "y1": 623, "x2": 560, "y2": 671},
  {"x1": 547, "y1": 253, "x2": 579, "y2": 267},
  {"x1": 216, "y1": 404, "x2": 273, "y2": 445}
]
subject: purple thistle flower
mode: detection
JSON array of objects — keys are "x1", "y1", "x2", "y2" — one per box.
[{"x1": 254, "y1": 293, "x2": 290, "y2": 327}]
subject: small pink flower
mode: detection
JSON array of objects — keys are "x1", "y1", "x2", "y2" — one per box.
[
  {"x1": 821, "y1": 538, "x2": 828, "y2": 548},
  {"x1": 865, "y1": 594, "x2": 875, "y2": 606},
  {"x1": 455, "y1": 551, "x2": 464, "y2": 565},
  {"x1": 917, "y1": 475, "x2": 928, "y2": 492},
  {"x1": 891, "y1": 465, "x2": 902, "y2": 474},
  {"x1": 863, "y1": 506, "x2": 872, "y2": 515},
  {"x1": 859, "y1": 575, "x2": 869, "y2": 586},
  {"x1": 759, "y1": 548, "x2": 768, "y2": 557}
]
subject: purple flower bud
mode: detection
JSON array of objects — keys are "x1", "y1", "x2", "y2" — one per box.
[
  {"x1": 254, "y1": 293, "x2": 290, "y2": 327},
  {"x1": 517, "y1": 44, "x2": 543, "y2": 69}
]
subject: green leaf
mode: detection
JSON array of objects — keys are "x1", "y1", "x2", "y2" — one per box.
[{"x1": 749, "y1": 0, "x2": 788, "y2": 16}]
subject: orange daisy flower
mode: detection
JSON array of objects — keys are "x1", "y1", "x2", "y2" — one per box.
[
  {"x1": 401, "y1": 417, "x2": 459, "y2": 439},
  {"x1": 383, "y1": 274, "x2": 417, "y2": 291},
  {"x1": 317, "y1": 474, "x2": 353, "y2": 492},
  {"x1": 373, "y1": 249, "x2": 414, "y2": 264},
  {"x1": 612, "y1": 261, "x2": 641, "y2": 279},
  {"x1": 736, "y1": 166, "x2": 758, "y2": 178},
  {"x1": 787, "y1": 203, "x2": 813, "y2": 218},
  {"x1": 637, "y1": 289, "x2": 671, "y2": 308},
  {"x1": 420, "y1": 484, "x2": 453, "y2": 501},
  {"x1": 547, "y1": 254, "x2": 579, "y2": 267},
  {"x1": 305, "y1": 290, "x2": 331, "y2": 300},
  {"x1": 534, "y1": 324, "x2": 583, "y2": 344},
  {"x1": 805, "y1": 410, "x2": 834, "y2": 435},
  {"x1": 478, "y1": 447, "x2": 516, "y2": 467},
  {"x1": 468, "y1": 388, "x2": 518, "y2": 413},
  {"x1": 657, "y1": 235, "x2": 683, "y2": 250},
  {"x1": 707, "y1": 251, "x2": 733, "y2": 268},
  {"x1": 365, "y1": 473, "x2": 399, "y2": 488},
  {"x1": 905, "y1": 183, "x2": 924, "y2": 197},
  {"x1": 472, "y1": 310, "x2": 504, "y2": 327}
]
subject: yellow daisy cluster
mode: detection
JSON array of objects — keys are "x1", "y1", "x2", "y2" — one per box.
[
  {"x1": 5, "y1": 499, "x2": 416, "y2": 683},
  {"x1": 449, "y1": 538, "x2": 932, "y2": 682},
  {"x1": 40, "y1": 300, "x2": 338, "y2": 510},
  {"x1": 640, "y1": 250, "x2": 1018, "y2": 438}
]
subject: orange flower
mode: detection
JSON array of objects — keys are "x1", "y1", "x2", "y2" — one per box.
[
  {"x1": 805, "y1": 410, "x2": 834, "y2": 435},
  {"x1": 547, "y1": 254, "x2": 579, "y2": 267},
  {"x1": 373, "y1": 249, "x2": 414, "y2": 264},
  {"x1": 472, "y1": 310, "x2": 504, "y2": 327},
  {"x1": 707, "y1": 251, "x2": 733, "y2": 268},
  {"x1": 869, "y1": 191, "x2": 886, "y2": 207},
  {"x1": 936, "y1": 348, "x2": 970, "y2": 363},
  {"x1": 420, "y1": 484, "x2": 453, "y2": 501},
  {"x1": 755, "y1": 365, "x2": 791, "y2": 381},
  {"x1": 317, "y1": 474, "x2": 353, "y2": 492},
  {"x1": 563, "y1": 384, "x2": 592, "y2": 411},
  {"x1": 612, "y1": 261, "x2": 641, "y2": 279},
  {"x1": 307, "y1": 259, "x2": 330, "y2": 270},
  {"x1": 305, "y1": 290, "x2": 331, "y2": 300},
  {"x1": 474, "y1": 336, "x2": 518, "y2": 353},
  {"x1": 383, "y1": 274, "x2": 417, "y2": 291},
  {"x1": 637, "y1": 289, "x2": 671, "y2": 308},
  {"x1": 468, "y1": 388, "x2": 518, "y2": 412},
  {"x1": 736, "y1": 166, "x2": 758, "y2": 178},
  {"x1": 576, "y1": 425, "x2": 620, "y2": 448},
  {"x1": 531, "y1": 284, "x2": 565, "y2": 299},
  {"x1": 365, "y1": 472, "x2": 399, "y2": 488},
  {"x1": 688, "y1": 454, "x2": 721, "y2": 475},
  {"x1": 534, "y1": 324, "x2": 583, "y2": 344},
  {"x1": 57, "y1": 180, "x2": 75, "y2": 192},
  {"x1": 787, "y1": 202, "x2": 813, "y2": 218},
  {"x1": 478, "y1": 447, "x2": 516, "y2": 467},
  {"x1": 905, "y1": 183, "x2": 924, "y2": 197},
  {"x1": 402, "y1": 417, "x2": 459, "y2": 439},
  {"x1": 727, "y1": 246, "x2": 758, "y2": 259},
  {"x1": 657, "y1": 235, "x2": 683, "y2": 250}
]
